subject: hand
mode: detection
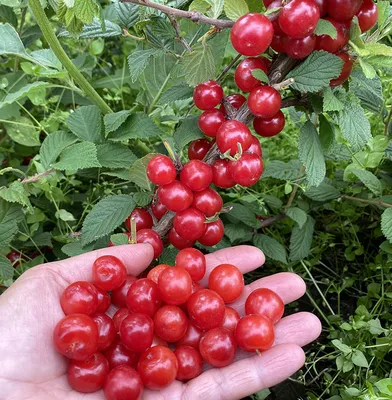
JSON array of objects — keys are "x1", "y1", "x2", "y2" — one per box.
[{"x1": 0, "y1": 244, "x2": 321, "y2": 400}]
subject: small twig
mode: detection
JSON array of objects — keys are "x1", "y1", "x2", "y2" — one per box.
[
  {"x1": 167, "y1": 13, "x2": 192, "y2": 53},
  {"x1": 216, "y1": 54, "x2": 242, "y2": 82},
  {"x1": 153, "y1": 210, "x2": 176, "y2": 238},
  {"x1": 283, "y1": 166, "x2": 306, "y2": 212},
  {"x1": 21, "y1": 169, "x2": 56, "y2": 183},
  {"x1": 281, "y1": 95, "x2": 309, "y2": 109},
  {"x1": 122, "y1": 28, "x2": 145, "y2": 41},
  {"x1": 259, "y1": 214, "x2": 287, "y2": 228},
  {"x1": 341, "y1": 195, "x2": 392, "y2": 209},
  {"x1": 271, "y1": 77, "x2": 295, "y2": 91}
]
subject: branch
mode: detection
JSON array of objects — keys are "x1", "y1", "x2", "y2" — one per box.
[
  {"x1": 21, "y1": 169, "x2": 56, "y2": 183},
  {"x1": 341, "y1": 195, "x2": 392, "y2": 209},
  {"x1": 167, "y1": 13, "x2": 192, "y2": 53},
  {"x1": 259, "y1": 214, "x2": 287, "y2": 228}
]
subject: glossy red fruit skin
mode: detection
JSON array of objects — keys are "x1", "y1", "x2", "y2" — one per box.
[
  {"x1": 168, "y1": 227, "x2": 196, "y2": 250},
  {"x1": 136, "y1": 229, "x2": 163, "y2": 259},
  {"x1": 245, "y1": 288, "x2": 285, "y2": 324},
  {"x1": 103, "y1": 365, "x2": 143, "y2": 400},
  {"x1": 147, "y1": 155, "x2": 177, "y2": 186},
  {"x1": 125, "y1": 208, "x2": 153, "y2": 232},
  {"x1": 153, "y1": 305, "x2": 188, "y2": 342},
  {"x1": 330, "y1": 52, "x2": 354, "y2": 87},
  {"x1": 180, "y1": 160, "x2": 213, "y2": 192},
  {"x1": 356, "y1": 0, "x2": 378, "y2": 32},
  {"x1": 60, "y1": 281, "x2": 98, "y2": 316},
  {"x1": 228, "y1": 154, "x2": 264, "y2": 187},
  {"x1": 268, "y1": 1, "x2": 284, "y2": 36},
  {"x1": 193, "y1": 80, "x2": 224, "y2": 110},
  {"x1": 222, "y1": 307, "x2": 240, "y2": 333},
  {"x1": 68, "y1": 353, "x2": 109, "y2": 393},
  {"x1": 103, "y1": 337, "x2": 139, "y2": 369},
  {"x1": 6, "y1": 251, "x2": 23, "y2": 267},
  {"x1": 279, "y1": 0, "x2": 320, "y2": 39},
  {"x1": 188, "y1": 139, "x2": 212, "y2": 160},
  {"x1": 92, "y1": 314, "x2": 117, "y2": 351},
  {"x1": 284, "y1": 35, "x2": 316, "y2": 59},
  {"x1": 92, "y1": 256, "x2": 127, "y2": 292},
  {"x1": 137, "y1": 346, "x2": 178, "y2": 390},
  {"x1": 120, "y1": 313, "x2": 154, "y2": 353},
  {"x1": 198, "y1": 109, "x2": 226, "y2": 137},
  {"x1": 270, "y1": 35, "x2": 287, "y2": 53},
  {"x1": 199, "y1": 327, "x2": 236, "y2": 367},
  {"x1": 151, "y1": 200, "x2": 167, "y2": 220},
  {"x1": 314, "y1": 0, "x2": 327, "y2": 16},
  {"x1": 248, "y1": 86, "x2": 282, "y2": 119},
  {"x1": 158, "y1": 181, "x2": 193, "y2": 212},
  {"x1": 187, "y1": 289, "x2": 225, "y2": 330},
  {"x1": 198, "y1": 218, "x2": 225, "y2": 247},
  {"x1": 126, "y1": 278, "x2": 162, "y2": 317},
  {"x1": 327, "y1": 0, "x2": 362, "y2": 22},
  {"x1": 147, "y1": 264, "x2": 170, "y2": 284},
  {"x1": 113, "y1": 308, "x2": 129, "y2": 332},
  {"x1": 315, "y1": 18, "x2": 349, "y2": 53},
  {"x1": 212, "y1": 160, "x2": 236, "y2": 189},
  {"x1": 95, "y1": 287, "x2": 111, "y2": 313},
  {"x1": 235, "y1": 314, "x2": 275, "y2": 352},
  {"x1": 247, "y1": 135, "x2": 263, "y2": 157},
  {"x1": 174, "y1": 346, "x2": 203, "y2": 381},
  {"x1": 234, "y1": 57, "x2": 269, "y2": 93},
  {"x1": 53, "y1": 314, "x2": 99, "y2": 360},
  {"x1": 175, "y1": 322, "x2": 203, "y2": 348},
  {"x1": 192, "y1": 188, "x2": 223, "y2": 218},
  {"x1": 208, "y1": 264, "x2": 245, "y2": 303},
  {"x1": 111, "y1": 276, "x2": 137, "y2": 308},
  {"x1": 231, "y1": 13, "x2": 274, "y2": 56},
  {"x1": 216, "y1": 120, "x2": 253, "y2": 155},
  {"x1": 158, "y1": 267, "x2": 192, "y2": 305},
  {"x1": 173, "y1": 208, "x2": 206, "y2": 241},
  {"x1": 253, "y1": 110, "x2": 286, "y2": 137},
  {"x1": 175, "y1": 248, "x2": 206, "y2": 282},
  {"x1": 219, "y1": 94, "x2": 247, "y2": 115}
]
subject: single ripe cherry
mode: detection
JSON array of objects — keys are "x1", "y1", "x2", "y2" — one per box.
[
  {"x1": 175, "y1": 322, "x2": 203, "y2": 348},
  {"x1": 173, "y1": 208, "x2": 206, "y2": 241},
  {"x1": 147, "y1": 264, "x2": 170, "y2": 284},
  {"x1": 234, "y1": 57, "x2": 270, "y2": 93},
  {"x1": 279, "y1": 0, "x2": 320, "y2": 39},
  {"x1": 136, "y1": 229, "x2": 163, "y2": 259},
  {"x1": 147, "y1": 155, "x2": 177, "y2": 186},
  {"x1": 315, "y1": 18, "x2": 349, "y2": 53},
  {"x1": 151, "y1": 200, "x2": 167, "y2": 220},
  {"x1": 153, "y1": 305, "x2": 188, "y2": 342},
  {"x1": 253, "y1": 110, "x2": 286, "y2": 137},
  {"x1": 231, "y1": 13, "x2": 274, "y2": 56},
  {"x1": 180, "y1": 160, "x2": 213, "y2": 192},
  {"x1": 125, "y1": 208, "x2": 153, "y2": 232},
  {"x1": 158, "y1": 267, "x2": 192, "y2": 305},
  {"x1": 92, "y1": 255, "x2": 126, "y2": 292},
  {"x1": 208, "y1": 264, "x2": 244, "y2": 303},
  {"x1": 198, "y1": 218, "x2": 225, "y2": 247},
  {"x1": 168, "y1": 227, "x2": 196, "y2": 250},
  {"x1": 327, "y1": 0, "x2": 363, "y2": 22},
  {"x1": 111, "y1": 275, "x2": 137, "y2": 308},
  {"x1": 175, "y1": 248, "x2": 206, "y2": 282},
  {"x1": 187, "y1": 289, "x2": 225, "y2": 330},
  {"x1": 113, "y1": 308, "x2": 129, "y2": 332},
  {"x1": 103, "y1": 337, "x2": 139, "y2": 369},
  {"x1": 158, "y1": 180, "x2": 193, "y2": 212},
  {"x1": 188, "y1": 139, "x2": 212, "y2": 160},
  {"x1": 216, "y1": 120, "x2": 252, "y2": 155},
  {"x1": 68, "y1": 353, "x2": 109, "y2": 393},
  {"x1": 228, "y1": 153, "x2": 264, "y2": 187},
  {"x1": 53, "y1": 314, "x2": 99, "y2": 360},
  {"x1": 92, "y1": 313, "x2": 117, "y2": 351},
  {"x1": 247, "y1": 135, "x2": 263, "y2": 157},
  {"x1": 103, "y1": 365, "x2": 144, "y2": 400},
  {"x1": 193, "y1": 80, "x2": 224, "y2": 110},
  {"x1": 235, "y1": 314, "x2": 275, "y2": 352},
  {"x1": 198, "y1": 109, "x2": 226, "y2": 137},
  {"x1": 60, "y1": 281, "x2": 98, "y2": 316},
  {"x1": 137, "y1": 346, "x2": 178, "y2": 390},
  {"x1": 284, "y1": 35, "x2": 316, "y2": 59},
  {"x1": 95, "y1": 286, "x2": 111, "y2": 313},
  {"x1": 330, "y1": 52, "x2": 353, "y2": 87},
  {"x1": 356, "y1": 0, "x2": 378, "y2": 33},
  {"x1": 248, "y1": 86, "x2": 282, "y2": 119},
  {"x1": 6, "y1": 251, "x2": 24, "y2": 267},
  {"x1": 126, "y1": 278, "x2": 161, "y2": 317},
  {"x1": 174, "y1": 346, "x2": 203, "y2": 381},
  {"x1": 120, "y1": 313, "x2": 154, "y2": 353},
  {"x1": 245, "y1": 288, "x2": 285, "y2": 324},
  {"x1": 212, "y1": 159, "x2": 236, "y2": 189},
  {"x1": 222, "y1": 306, "x2": 241, "y2": 333},
  {"x1": 192, "y1": 188, "x2": 223, "y2": 218},
  {"x1": 219, "y1": 94, "x2": 247, "y2": 115}
]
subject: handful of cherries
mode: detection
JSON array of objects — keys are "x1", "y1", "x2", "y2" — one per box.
[{"x1": 53, "y1": 248, "x2": 284, "y2": 400}]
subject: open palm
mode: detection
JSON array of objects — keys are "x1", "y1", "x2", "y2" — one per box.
[{"x1": 0, "y1": 244, "x2": 321, "y2": 400}]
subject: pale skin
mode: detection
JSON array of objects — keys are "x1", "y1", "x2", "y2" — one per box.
[{"x1": 0, "y1": 244, "x2": 322, "y2": 400}]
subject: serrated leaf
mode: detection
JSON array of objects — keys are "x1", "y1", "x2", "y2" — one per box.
[
  {"x1": 4, "y1": 116, "x2": 40, "y2": 147},
  {"x1": 0, "y1": 81, "x2": 48, "y2": 109},
  {"x1": 299, "y1": 121, "x2": 326, "y2": 187},
  {"x1": 61, "y1": 241, "x2": 96, "y2": 257},
  {"x1": 81, "y1": 194, "x2": 135, "y2": 245},
  {"x1": 377, "y1": 1, "x2": 390, "y2": 28},
  {"x1": 128, "y1": 49, "x2": 162, "y2": 83},
  {"x1": 253, "y1": 234, "x2": 288, "y2": 264},
  {"x1": 251, "y1": 69, "x2": 269, "y2": 83},
  {"x1": 358, "y1": 57, "x2": 377, "y2": 79},
  {"x1": 67, "y1": 105, "x2": 103, "y2": 143},
  {"x1": 73, "y1": 0, "x2": 100, "y2": 24},
  {"x1": 381, "y1": 208, "x2": 392, "y2": 243},
  {"x1": 58, "y1": 19, "x2": 122, "y2": 38},
  {"x1": 287, "y1": 51, "x2": 343, "y2": 93},
  {"x1": 323, "y1": 87, "x2": 345, "y2": 112},
  {"x1": 0, "y1": 22, "x2": 29, "y2": 59},
  {"x1": 110, "y1": 233, "x2": 130, "y2": 246},
  {"x1": 0, "y1": 181, "x2": 32, "y2": 210},
  {"x1": 0, "y1": 254, "x2": 13, "y2": 280},
  {"x1": 0, "y1": 199, "x2": 23, "y2": 225},
  {"x1": 0, "y1": 218, "x2": 17, "y2": 247},
  {"x1": 226, "y1": 203, "x2": 259, "y2": 228},
  {"x1": 104, "y1": 110, "x2": 131, "y2": 135},
  {"x1": 289, "y1": 216, "x2": 315, "y2": 261},
  {"x1": 352, "y1": 350, "x2": 368, "y2": 368},
  {"x1": 40, "y1": 131, "x2": 78, "y2": 169},
  {"x1": 55, "y1": 209, "x2": 76, "y2": 221},
  {"x1": 133, "y1": 192, "x2": 153, "y2": 207},
  {"x1": 314, "y1": 18, "x2": 337, "y2": 38},
  {"x1": 114, "y1": 0, "x2": 139, "y2": 28},
  {"x1": 128, "y1": 154, "x2": 157, "y2": 190},
  {"x1": 332, "y1": 339, "x2": 352, "y2": 354},
  {"x1": 263, "y1": 160, "x2": 304, "y2": 181},
  {"x1": 158, "y1": 246, "x2": 178, "y2": 265},
  {"x1": 286, "y1": 207, "x2": 307, "y2": 229},
  {"x1": 225, "y1": 224, "x2": 252, "y2": 244},
  {"x1": 357, "y1": 42, "x2": 392, "y2": 57},
  {"x1": 305, "y1": 182, "x2": 341, "y2": 202},
  {"x1": 96, "y1": 143, "x2": 137, "y2": 169},
  {"x1": 30, "y1": 49, "x2": 62, "y2": 70},
  {"x1": 375, "y1": 379, "x2": 392, "y2": 396},
  {"x1": 224, "y1": 0, "x2": 249, "y2": 21},
  {"x1": 351, "y1": 169, "x2": 382, "y2": 196},
  {"x1": 319, "y1": 114, "x2": 335, "y2": 152},
  {"x1": 206, "y1": 0, "x2": 224, "y2": 18},
  {"x1": 174, "y1": 116, "x2": 204, "y2": 150},
  {"x1": 53, "y1": 141, "x2": 101, "y2": 170},
  {"x1": 159, "y1": 83, "x2": 193, "y2": 104}
]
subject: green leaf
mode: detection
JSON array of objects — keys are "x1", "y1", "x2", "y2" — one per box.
[
  {"x1": 53, "y1": 142, "x2": 101, "y2": 170},
  {"x1": 0, "y1": 5, "x2": 17, "y2": 27},
  {"x1": 81, "y1": 194, "x2": 135, "y2": 245},
  {"x1": 114, "y1": 0, "x2": 139, "y2": 28},
  {"x1": 381, "y1": 208, "x2": 392, "y2": 243},
  {"x1": 133, "y1": 192, "x2": 153, "y2": 207},
  {"x1": 319, "y1": 114, "x2": 335, "y2": 152},
  {"x1": 304, "y1": 182, "x2": 341, "y2": 202},
  {"x1": 103, "y1": 110, "x2": 130, "y2": 136},
  {"x1": 0, "y1": 218, "x2": 17, "y2": 247},
  {"x1": 40, "y1": 131, "x2": 78, "y2": 169},
  {"x1": 159, "y1": 83, "x2": 193, "y2": 105},
  {"x1": 206, "y1": 0, "x2": 224, "y2": 18},
  {"x1": 323, "y1": 87, "x2": 345, "y2": 112},
  {"x1": 351, "y1": 169, "x2": 382, "y2": 196},
  {"x1": 0, "y1": 181, "x2": 32, "y2": 210},
  {"x1": 299, "y1": 121, "x2": 326, "y2": 187},
  {"x1": 0, "y1": 22, "x2": 29, "y2": 59},
  {"x1": 4, "y1": 116, "x2": 40, "y2": 147},
  {"x1": 73, "y1": 0, "x2": 100, "y2": 24},
  {"x1": 289, "y1": 216, "x2": 315, "y2": 261},
  {"x1": 158, "y1": 246, "x2": 178, "y2": 265},
  {"x1": 128, "y1": 154, "x2": 157, "y2": 191},
  {"x1": 96, "y1": 143, "x2": 137, "y2": 169},
  {"x1": 0, "y1": 199, "x2": 23, "y2": 225},
  {"x1": 0, "y1": 81, "x2": 48, "y2": 109},
  {"x1": 358, "y1": 57, "x2": 377, "y2": 79},
  {"x1": 251, "y1": 69, "x2": 269, "y2": 84},
  {"x1": 67, "y1": 105, "x2": 103, "y2": 143},
  {"x1": 263, "y1": 160, "x2": 304, "y2": 181},
  {"x1": 174, "y1": 116, "x2": 204, "y2": 150},
  {"x1": 0, "y1": 254, "x2": 13, "y2": 280},
  {"x1": 58, "y1": 19, "x2": 122, "y2": 38},
  {"x1": 357, "y1": 42, "x2": 392, "y2": 57},
  {"x1": 286, "y1": 207, "x2": 307, "y2": 229},
  {"x1": 375, "y1": 379, "x2": 392, "y2": 396},
  {"x1": 55, "y1": 209, "x2": 76, "y2": 221},
  {"x1": 351, "y1": 350, "x2": 368, "y2": 368},
  {"x1": 314, "y1": 18, "x2": 337, "y2": 38},
  {"x1": 253, "y1": 234, "x2": 288, "y2": 264},
  {"x1": 30, "y1": 49, "x2": 62, "y2": 70},
  {"x1": 377, "y1": 1, "x2": 390, "y2": 28},
  {"x1": 287, "y1": 51, "x2": 344, "y2": 93},
  {"x1": 332, "y1": 339, "x2": 352, "y2": 354},
  {"x1": 226, "y1": 203, "x2": 259, "y2": 228},
  {"x1": 224, "y1": 0, "x2": 249, "y2": 21},
  {"x1": 110, "y1": 233, "x2": 130, "y2": 246},
  {"x1": 61, "y1": 241, "x2": 96, "y2": 257},
  {"x1": 225, "y1": 224, "x2": 252, "y2": 244},
  {"x1": 128, "y1": 49, "x2": 162, "y2": 83}
]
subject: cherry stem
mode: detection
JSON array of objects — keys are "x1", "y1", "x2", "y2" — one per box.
[
  {"x1": 163, "y1": 140, "x2": 182, "y2": 169},
  {"x1": 271, "y1": 77, "x2": 295, "y2": 91},
  {"x1": 255, "y1": 349, "x2": 262, "y2": 357},
  {"x1": 129, "y1": 218, "x2": 137, "y2": 244}
]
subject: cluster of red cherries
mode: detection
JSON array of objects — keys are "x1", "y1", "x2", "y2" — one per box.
[{"x1": 52, "y1": 249, "x2": 284, "y2": 399}]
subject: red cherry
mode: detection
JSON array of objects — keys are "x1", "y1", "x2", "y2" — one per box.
[
  {"x1": 198, "y1": 218, "x2": 225, "y2": 247},
  {"x1": 253, "y1": 110, "x2": 286, "y2": 137},
  {"x1": 111, "y1": 276, "x2": 137, "y2": 308},
  {"x1": 188, "y1": 139, "x2": 212, "y2": 160},
  {"x1": 151, "y1": 200, "x2": 167, "y2": 220},
  {"x1": 147, "y1": 264, "x2": 170, "y2": 284},
  {"x1": 92, "y1": 256, "x2": 126, "y2": 292},
  {"x1": 126, "y1": 278, "x2": 161, "y2": 317},
  {"x1": 180, "y1": 160, "x2": 213, "y2": 192},
  {"x1": 120, "y1": 313, "x2": 154, "y2": 353},
  {"x1": 234, "y1": 57, "x2": 270, "y2": 93},
  {"x1": 314, "y1": 0, "x2": 328, "y2": 16},
  {"x1": 228, "y1": 154, "x2": 264, "y2": 187},
  {"x1": 216, "y1": 120, "x2": 253, "y2": 155},
  {"x1": 113, "y1": 308, "x2": 129, "y2": 332},
  {"x1": 270, "y1": 34, "x2": 287, "y2": 53},
  {"x1": 198, "y1": 109, "x2": 226, "y2": 137},
  {"x1": 168, "y1": 227, "x2": 196, "y2": 250},
  {"x1": 208, "y1": 264, "x2": 244, "y2": 303},
  {"x1": 327, "y1": 0, "x2": 362, "y2": 22},
  {"x1": 174, "y1": 346, "x2": 203, "y2": 381},
  {"x1": 173, "y1": 208, "x2": 206, "y2": 241},
  {"x1": 284, "y1": 35, "x2": 316, "y2": 59},
  {"x1": 136, "y1": 229, "x2": 163, "y2": 259},
  {"x1": 6, "y1": 251, "x2": 24, "y2": 267},
  {"x1": 103, "y1": 337, "x2": 139, "y2": 369},
  {"x1": 193, "y1": 80, "x2": 224, "y2": 110},
  {"x1": 147, "y1": 155, "x2": 177, "y2": 186},
  {"x1": 103, "y1": 365, "x2": 144, "y2": 400},
  {"x1": 192, "y1": 188, "x2": 223, "y2": 217},
  {"x1": 330, "y1": 52, "x2": 353, "y2": 87},
  {"x1": 231, "y1": 13, "x2": 274, "y2": 56},
  {"x1": 91, "y1": 314, "x2": 116, "y2": 352},
  {"x1": 279, "y1": 0, "x2": 320, "y2": 39},
  {"x1": 68, "y1": 353, "x2": 109, "y2": 393},
  {"x1": 175, "y1": 248, "x2": 206, "y2": 282},
  {"x1": 222, "y1": 306, "x2": 240, "y2": 333},
  {"x1": 245, "y1": 288, "x2": 285, "y2": 324},
  {"x1": 158, "y1": 267, "x2": 192, "y2": 305},
  {"x1": 212, "y1": 159, "x2": 236, "y2": 189},
  {"x1": 125, "y1": 208, "x2": 153, "y2": 232},
  {"x1": 248, "y1": 86, "x2": 282, "y2": 118},
  {"x1": 356, "y1": 0, "x2": 378, "y2": 33},
  {"x1": 246, "y1": 135, "x2": 263, "y2": 157},
  {"x1": 175, "y1": 322, "x2": 203, "y2": 348},
  {"x1": 267, "y1": 1, "x2": 285, "y2": 36},
  {"x1": 94, "y1": 287, "x2": 110, "y2": 314},
  {"x1": 60, "y1": 281, "x2": 98, "y2": 316},
  {"x1": 158, "y1": 180, "x2": 193, "y2": 212},
  {"x1": 219, "y1": 94, "x2": 247, "y2": 115},
  {"x1": 315, "y1": 18, "x2": 349, "y2": 53},
  {"x1": 153, "y1": 305, "x2": 188, "y2": 342}
]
